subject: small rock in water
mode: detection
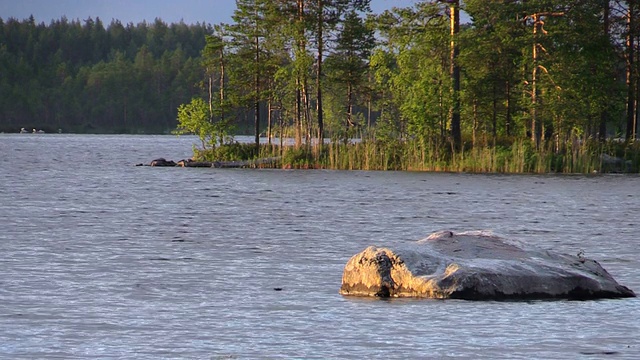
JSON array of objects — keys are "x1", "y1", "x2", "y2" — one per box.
[{"x1": 149, "y1": 158, "x2": 176, "y2": 167}]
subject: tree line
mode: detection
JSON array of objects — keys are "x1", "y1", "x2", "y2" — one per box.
[
  {"x1": 3, "y1": 1, "x2": 640, "y2": 169},
  {"x1": 0, "y1": 16, "x2": 209, "y2": 133},
  {"x1": 178, "y1": 0, "x2": 639, "y2": 162}
]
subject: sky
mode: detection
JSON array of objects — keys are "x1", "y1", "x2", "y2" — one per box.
[{"x1": 0, "y1": 0, "x2": 420, "y2": 25}]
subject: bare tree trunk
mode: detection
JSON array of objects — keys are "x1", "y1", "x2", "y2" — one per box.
[
  {"x1": 303, "y1": 83, "x2": 312, "y2": 144},
  {"x1": 627, "y1": 2, "x2": 636, "y2": 140},
  {"x1": 531, "y1": 13, "x2": 539, "y2": 146},
  {"x1": 439, "y1": 79, "x2": 445, "y2": 142},
  {"x1": 599, "y1": 0, "x2": 610, "y2": 141},
  {"x1": 316, "y1": 0, "x2": 324, "y2": 150},
  {"x1": 296, "y1": 79, "x2": 302, "y2": 147},
  {"x1": 208, "y1": 72, "x2": 213, "y2": 116},
  {"x1": 528, "y1": 11, "x2": 563, "y2": 146},
  {"x1": 555, "y1": 115, "x2": 561, "y2": 153},
  {"x1": 342, "y1": 79, "x2": 354, "y2": 144},
  {"x1": 492, "y1": 82, "x2": 497, "y2": 142},
  {"x1": 267, "y1": 98, "x2": 272, "y2": 146},
  {"x1": 472, "y1": 99, "x2": 478, "y2": 148},
  {"x1": 219, "y1": 46, "x2": 225, "y2": 128},
  {"x1": 254, "y1": 33, "x2": 260, "y2": 149},
  {"x1": 367, "y1": 71, "x2": 372, "y2": 130},
  {"x1": 450, "y1": 1, "x2": 461, "y2": 150},
  {"x1": 636, "y1": 76, "x2": 639, "y2": 139},
  {"x1": 295, "y1": 0, "x2": 305, "y2": 148},
  {"x1": 279, "y1": 101, "x2": 284, "y2": 150},
  {"x1": 506, "y1": 80, "x2": 511, "y2": 136}
]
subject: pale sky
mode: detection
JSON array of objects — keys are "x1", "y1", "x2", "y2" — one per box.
[{"x1": 0, "y1": 0, "x2": 420, "y2": 25}]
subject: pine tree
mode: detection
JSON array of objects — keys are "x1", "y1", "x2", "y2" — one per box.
[
  {"x1": 228, "y1": 0, "x2": 272, "y2": 148},
  {"x1": 326, "y1": 9, "x2": 374, "y2": 141}
]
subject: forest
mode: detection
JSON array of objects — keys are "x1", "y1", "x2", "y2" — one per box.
[
  {"x1": 0, "y1": 16, "x2": 209, "y2": 133},
  {"x1": 2, "y1": 1, "x2": 640, "y2": 172}
]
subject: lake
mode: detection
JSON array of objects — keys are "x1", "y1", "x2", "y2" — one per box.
[{"x1": 0, "y1": 134, "x2": 639, "y2": 359}]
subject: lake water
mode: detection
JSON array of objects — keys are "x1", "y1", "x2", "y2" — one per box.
[{"x1": 1, "y1": 134, "x2": 639, "y2": 359}]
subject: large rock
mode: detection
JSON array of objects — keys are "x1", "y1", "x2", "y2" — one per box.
[{"x1": 340, "y1": 231, "x2": 635, "y2": 300}]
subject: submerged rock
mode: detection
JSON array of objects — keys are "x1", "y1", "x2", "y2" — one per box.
[{"x1": 340, "y1": 231, "x2": 635, "y2": 300}]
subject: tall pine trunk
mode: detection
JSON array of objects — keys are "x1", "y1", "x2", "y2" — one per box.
[
  {"x1": 267, "y1": 89, "x2": 272, "y2": 146},
  {"x1": 599, "y1": 1, "x2": 609, "y2": 141},
  {"x1": 316, "y1": 0, "x2": 324, "y2": 150},
  {"x1": 627, "y1": 2, "x2": 637, "y2": 140},
  {"x1": 505, "y1": 80, "x2": 511, "y2": 136},
  {"x1": 346, "y1": 81, "x2": 353, "y2": 134},
  {"x1": 295, "y1": 0, "x2": 305, "y2": 148},
  {"x1": 219, "y1": 45, "x2": 225, "y2": 145},
  {"x1": 531, "y1": 13, "x2": 540, "y2": 146},
  {"x1": 450, "y1": 1, "x2": 461, "y2": 150},
  {"x1": 254, "y1": 33, "x2": 260, "y2": 149}
]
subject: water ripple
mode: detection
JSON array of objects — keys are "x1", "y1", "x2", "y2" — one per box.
[{"x1": 0, "y1": 134, "x2": 638, "y2": 359}]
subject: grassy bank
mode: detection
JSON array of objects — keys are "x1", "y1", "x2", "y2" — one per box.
[{"x1": 192, "y1": 138, "x2": 640, "y2": 173}]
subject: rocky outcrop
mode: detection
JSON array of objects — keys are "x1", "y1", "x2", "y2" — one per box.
[
  {"x1": 149, "y1": 158, "x2": 177, "y2": 167},
  {"x1": 138, "y1": 157, "x2": 282, "y2": 168},
  {"x1": 340, "y1": 231, "x2": 635, "y2": 300}
]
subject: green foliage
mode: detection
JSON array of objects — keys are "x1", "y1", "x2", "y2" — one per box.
[
  {"x1": 175, "y1": 97, "x2": 215, "y2": 150},
  {"x1": 370, "y1": 3, "x2": 451, "y2": 146},
  {"x1": 175, "y1": 97, "x2": 234, "y2": 151},
  {"x1": 186, "y1": 0, "x2": 640, "y2": 174},
  {"x1": 0, "y1": 16, "x2": 208, "y2": 133},
  {"x1": 325, "y1": 9, "x2": 375, "y2": 119}
]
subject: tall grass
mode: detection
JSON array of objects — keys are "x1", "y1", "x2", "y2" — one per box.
[{"x1": 193, "y1": 136, "x2": 640, "y2": 173}]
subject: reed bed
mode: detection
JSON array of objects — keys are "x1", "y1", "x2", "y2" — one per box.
[{"x1": 193, "y1": 137, "x2": 640, "y2": 173}]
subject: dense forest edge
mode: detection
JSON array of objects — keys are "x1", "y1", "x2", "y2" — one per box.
[{"x1": 3, "y1": 1, "x2": 640, "y2": 173}]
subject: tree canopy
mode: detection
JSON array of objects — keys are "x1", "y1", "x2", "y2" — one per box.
[
  {"x1": 2, "y1": 0, "x2": 639, "y2": 152},
  {"x1": 0, "y1": 16, "x2": 208, "y2": 133}
]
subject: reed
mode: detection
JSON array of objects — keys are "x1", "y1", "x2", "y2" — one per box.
[{"x1": 192, "y1": 136, "x2": 640, "y2": 173}]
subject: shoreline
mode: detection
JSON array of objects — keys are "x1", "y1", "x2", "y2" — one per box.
[{"x1": 140, "y1": 139, "x2": 640, "y2": 174}]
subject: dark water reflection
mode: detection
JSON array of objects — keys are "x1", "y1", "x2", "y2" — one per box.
[{"x1": 0, "y1": 134, "x2": 639, "y2": 359}]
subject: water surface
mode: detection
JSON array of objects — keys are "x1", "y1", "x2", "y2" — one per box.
[{"x1": 1, "y1": 134, "x2": 638, "y2": 358}]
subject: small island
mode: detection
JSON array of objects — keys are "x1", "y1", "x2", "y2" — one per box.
[{"x1": 3, "y1": 3, "x2": 640, "y2": 173}]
